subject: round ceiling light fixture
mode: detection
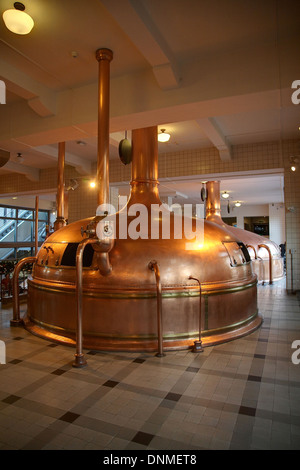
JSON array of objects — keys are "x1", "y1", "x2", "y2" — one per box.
[
  {"x1": 221, "y1": 191, "x2": 229, "y2": 199},
  {"x1": 290, "y1": 156, "x2": 299, "y2": 172},
  {"x1": 235, "y1": 201, "x2": 241, "y2": 207},
  {"x1": 3, "y1": 2, "x2": 34, "y2": 35},
  {"x1": 158, "y1": 129, "x2": 170, "y2": 143}
]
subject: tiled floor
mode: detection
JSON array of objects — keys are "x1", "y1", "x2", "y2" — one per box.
[{"x1": 0, "y1": 278, "x2": 300, "y2": 450}]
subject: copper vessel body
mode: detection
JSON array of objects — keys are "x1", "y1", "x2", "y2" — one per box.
[
  {"x1": 206, "y1": 181, "x2": 284, "y2": 283},
  {"x1": 25, "y1": 128, "x2": 261, "y2": 352}
]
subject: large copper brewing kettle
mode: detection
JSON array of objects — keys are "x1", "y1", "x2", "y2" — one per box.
[
  {"x1": 25, "y1": 127, "x2": 262, "y2": 352},
  {"x1": 205, "y1": 181, "x2": 284, "y2": 284}
]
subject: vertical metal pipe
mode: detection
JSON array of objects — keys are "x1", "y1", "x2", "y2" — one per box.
[
  {"x1": 128, "y1": 126, "x2": 160, "y2": 208},
  {"x1": 205, "y1": 181, "x2": 222, "y2": 222},
  {"x1": 257, "y1": 256, "x2": 266, "y2": 285},
  {"x1": 131, "y1": 127, "x2": 158, "y2": 184},
  {"x1": 35, "y1": 196, "x2": 39, "y2": 255},
  {"x1": 11, "y1": 257, "x2": 36, "y2": 326},
  {"x1": 258, "y1": 244, "x2": 273, "y2": 284},
  {"x1": 189, "y1": 276, "x2": 204, "y2": 352},
  {"x1": 148, "y1": 260, "x2": 165, "y2": 357},
  {"x1": 73, "y1": 238, "x2": 98, "y2": 368},
  {"x1": 54, "y1": 142, "x2": 66, "y2": 230},
  {"x1": 289, "y1": 249, "x2": 294, "y2": 293},
  {"x1": 95, "y1": 48, "x2": 113, "y2": 208},
  {"x1": 64, "y1": 190, "x2": 69, "y2": 224}
]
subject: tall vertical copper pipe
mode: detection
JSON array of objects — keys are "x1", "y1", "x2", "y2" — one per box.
[
  {"x1": 128, "y1": 126, "x2": 160, "y2": 207},
  {"x1": 35, "y1": 196, "x2": 39, "y2": 255},
  {"x1": 205, "y1": 181, "x2": 222, "y2": 223},
  {"x1": 54, "y1": 142, "x2": 66, "y2": 230},
  {"x1": 95, "y1": 48, "x2": 113, "y2": 208}
]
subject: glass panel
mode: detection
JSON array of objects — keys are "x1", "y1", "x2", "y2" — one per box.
[
  {"x1": 38, "y1": 211, "x2": 49, "y2": 222},
  {"x1": 17, "y1": 247, "x2": 33, "y2": 260},
  {"x1": 0, "y1": 207, "x2": 16, "y2": 218},
  {"x1": 17, "y1": 220, "x2": 33, "y2": 242},
  {"x1": 38, "y1": 221, "x2": 47, "y2": 242},
  {"x1": 18, "y1": 209, "x2": 33, "y2": 220},
  {"x1": 0, "y1": 220, "x2": 16, "y2": 243},
  {"x1": 0, "y1": 246, "x2": 16, "y2": 260}
]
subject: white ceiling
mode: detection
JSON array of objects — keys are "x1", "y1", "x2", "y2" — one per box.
[{"x1": 0, "y1": 0, "x2": 299, "y2": 206}]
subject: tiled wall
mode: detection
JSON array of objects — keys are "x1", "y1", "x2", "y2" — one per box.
[
  {"x1": 281, "y1": 140, "x2": 300, "y2": 292},
  {"x1": 0, "y1": 139, "x2": 299, "y2": 290},
  {"x1": 269, "y1": 203, "x2": 286, "y2": 247}
]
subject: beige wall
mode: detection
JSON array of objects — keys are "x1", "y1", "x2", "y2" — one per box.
[{"x1": 0, "y1": 138, "x2": 299, "y2": 290}]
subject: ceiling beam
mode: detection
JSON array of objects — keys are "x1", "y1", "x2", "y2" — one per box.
[
  {"x1": 196, "y1": 118, "x2": 232, "y2": 161},
  {"x1": 33, "y1": 145, "x2": 91, "y2": 175},
  {"x1": 3, "y1": 160, "x2": 40, "y2": 182},
  {"x1": 0, "y1": 58, "x2": 57, "y2": 117},
  {"x1": 102, "y1": 0, "x2": 180, "y2": 90}
]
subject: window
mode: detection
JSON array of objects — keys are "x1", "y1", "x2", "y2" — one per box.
[{"x1": 0, "y1": 204, "x2": 50, "y2": 261}]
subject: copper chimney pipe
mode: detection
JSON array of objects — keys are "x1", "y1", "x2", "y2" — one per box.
[
  {"x1": 54, "y1": 142, "x2": 66, "y2": 230},
  {"x1": 95, "y1": 48, "x2": 113, "y2": 208},
  {"x1": 35, "y1": 196, "x2": 39, "y2": 255},
  {"x1": 205, "y1": 181, "x2": 222, "y2": 223},
  {"x1": 128, "y1": 126, "x2": 160, "y2": 207}
]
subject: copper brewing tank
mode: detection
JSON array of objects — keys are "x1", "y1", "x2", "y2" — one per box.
[
  {"x1": 205, "y1": 181, "x2": 284, "y2": 284},
  {"x1": 23, "y1": 48, "x2": 262, "y2": 352},
  {"x1": 24, "y1": 127, "x2": 262, "y2": 352}
]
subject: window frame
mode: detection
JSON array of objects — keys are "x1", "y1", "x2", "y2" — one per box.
[{"x1": 0, "y1": 203, "x2": 50, "y2": 261}]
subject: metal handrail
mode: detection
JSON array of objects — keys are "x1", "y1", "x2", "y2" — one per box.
[
  {"x1": 258, "y1": 244, "x2": 273, "y2": 285},
  {"x1": 246, "y1": 244, "x2": 257, "y2": 259},
  {"x1": 73, "y1": 238, "x2": 99, "y2": 368},
  {"x1": 148, "y1": 260, "x2": 165, "y2": 357},
  {"x1": 257, "y1": 256, "x2": 266, "y2": 285},
  {"x1": 11, "y1": 256, "x2": 36, "y2": 326},
  {"x1": 189, "y1": 276, "x2": 204, "y2": 352}
]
